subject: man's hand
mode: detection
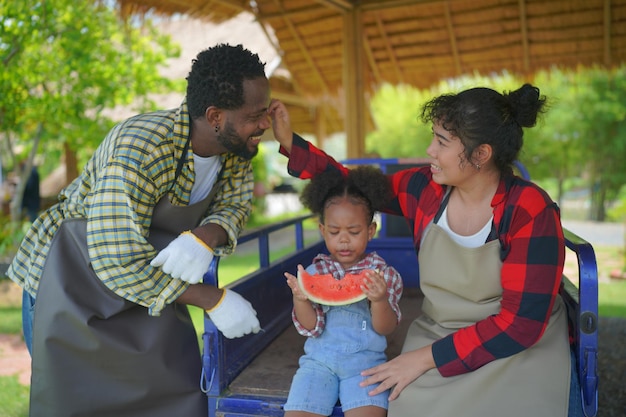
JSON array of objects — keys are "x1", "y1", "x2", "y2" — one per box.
[
  {"x1": 150, "y1": 231, "x2": 214, "y2": 284},
  {"x1": 206, "y1": 289, "x2": 261, "y2": 338}
]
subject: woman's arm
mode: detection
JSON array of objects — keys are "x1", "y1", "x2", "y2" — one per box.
[
  {"x1": 269, "y1": 99, "x2": 348, "y2": 179},
  {"x1": 361, "y1": 345, "x2": 436, "y2": 401}
]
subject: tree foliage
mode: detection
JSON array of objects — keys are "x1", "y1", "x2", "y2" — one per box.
[
  {"x1": 522, "y1": 69, "x2": 588, "y2": 205},
  {"x1": 0, "y1": 0, "x2": 180, "y2": 221},
  {"x1": 365, "y1": 67, "x2": 626, "y2": 221},
  {"x1": 366, "y1": 73, "x2": 526, "y2": 159},
  {"x1": 575, "y1": 66, "x2": 626, "y2": 220},
  {"x1": 365, "y1": 83, "x2": 432, "y2": 158}
]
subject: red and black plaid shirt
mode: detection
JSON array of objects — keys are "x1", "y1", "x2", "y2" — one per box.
[{"x1": 281, "y1": 134, "x2": 565, "y2": 377}]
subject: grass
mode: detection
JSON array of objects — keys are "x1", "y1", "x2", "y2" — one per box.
[
  {"x1": 0, "y1": 307, "x2": 22, "y2": 335},
  {"x1": 0, "y1": 376, "x2": 28, "y2": 417},
  {"x1": 598, "y1": 280, "x2": 626, "y2": 317}
]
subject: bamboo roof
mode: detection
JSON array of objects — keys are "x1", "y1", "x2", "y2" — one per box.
[{"x1": 118, "y1": 0, "x2": 626, "y2": 156}]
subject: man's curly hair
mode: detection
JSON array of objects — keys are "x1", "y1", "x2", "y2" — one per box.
[
  {"x1": 186, "y1": 44, "x2": 266, "y2": 119},
  {"x1": 300, "y1": 166, "x2": 392, "y2": 224}
]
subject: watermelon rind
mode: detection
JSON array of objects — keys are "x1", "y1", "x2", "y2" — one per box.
[{"x1": 297, "y1": 269, "x2": 368, "y2": 306}]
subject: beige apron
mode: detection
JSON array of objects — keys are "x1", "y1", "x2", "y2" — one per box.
[
  {"x1": 30, "y1": 164, "x2": 223, "y2": 417},
  {"x1": 389, "y1": 223, "x2": 570, "y2": 417}
]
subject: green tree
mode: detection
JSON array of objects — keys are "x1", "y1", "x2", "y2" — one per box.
[
  {"x1": 0, "y1": 0, "x2": 180, "y2": 222},
  {"x1": 365, "y1": 83, "x2": 432, "y2": 158},
  {"x1": 576, "y1": 66, "x2": 626, "y2": 221},
  {"x1": 523, "y1": 69, "x2": 588, "y2": 206},
  {"x1": 366, "y1": 74, "x2": 531, "y2": 165}
]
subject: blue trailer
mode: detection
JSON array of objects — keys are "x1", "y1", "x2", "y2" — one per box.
[{"x1": 199, "y1": 159, "x2": 599, "y2": 417}]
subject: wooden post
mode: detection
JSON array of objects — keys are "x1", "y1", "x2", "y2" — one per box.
[
  {"x1": 343, "y1": 7, "x2": 365, "y2": 158},
  {"x1": 314, "y1": 105, "x2": 327, "y2": 150}
]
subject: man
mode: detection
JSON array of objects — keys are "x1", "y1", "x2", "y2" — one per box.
[{"x1": 8, "y1": 44, "x2": 269, "y2": 417}]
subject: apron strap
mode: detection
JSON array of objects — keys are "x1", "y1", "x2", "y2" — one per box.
[{"x1": 170, "y1": 136, "x2": 192, "y2": 192}]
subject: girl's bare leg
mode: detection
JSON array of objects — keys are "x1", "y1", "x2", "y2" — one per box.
[
  {"x1": 284, "y1": 411, "x2": 326, "y2": 417},
  {"x1": 345, "y1": 405, "x2": 387, "y2": 417}
]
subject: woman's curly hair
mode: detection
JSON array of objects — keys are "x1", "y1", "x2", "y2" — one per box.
[
  {"x1": 421, "y1": 83, "x2": 547, "y2": 174},
  {"x1": 300, "y1": 165, "x2": 392, "y2": 224}
]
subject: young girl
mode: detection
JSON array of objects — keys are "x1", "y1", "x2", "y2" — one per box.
[{"x1": 283, "y1": 166, "x2": 404, "y2": 417}]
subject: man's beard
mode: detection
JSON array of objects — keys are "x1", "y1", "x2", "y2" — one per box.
[{"x1": 217, "y1": 122, "x2": 259, "y2": 160}]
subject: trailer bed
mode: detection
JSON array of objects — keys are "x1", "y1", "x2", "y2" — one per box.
[
  {"x1": 227, "y1": 288, "x2": 424, "y2": 397},
  {"x1": 201, "y1": 212, "x2": 598, "y2": 417}
]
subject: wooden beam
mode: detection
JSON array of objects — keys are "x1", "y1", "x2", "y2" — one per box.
[
  {"x1": 259, "y1": 6, "x2": 333, "y2": 20},
  {"x1": 376, "y1": 15, "x2": 404, "y2": 83},
  {"x1": 204, "y1": 0, "x2": 248, "y2": 13},
  {"x1": 271, "y1": 90, "x2": 315, "y2": 108},
  {"x1": 604, "y1": 0, "x2": 612, "y2": 66},
  {"x1": 361, "y1": 0, "x2": 434, "y2": 11},
  {"x1": 518, "y1": 0, "x2": 530, "y2": 72},
  {"x1": 444, "y1": 1, "x2": 462, "y2": 75},
  {"x1": 270, "y1": 0, "x2": 330, "y2": 96},
  {"x1": 314, "y1": 106, "x2": 328, "y2": 148},
  {"x1": 363, "y1": 31, "x2": 382, "y2": 85},
  {"x1": 250, "y1": 6, "x2": 311, "y2": 102},
  {"x1": 343, "y1": 7, "x2": 366, "y2": 158},
  {"x1": 314, "y1": 0, "x2": 354, "y2": 12},
  {"x1": 247, "y1": 2, "x2": 328, "y2": 143},
  {"x1": 254, "y1": 1, "x2": 334, "y2": 143}
]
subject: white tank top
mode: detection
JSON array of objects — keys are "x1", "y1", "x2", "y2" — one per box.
[
  {"x1": 438, "y1": 205, "x2": 493, "y2": 248},
  {"x1": 190, "y1": 154, "x2": 221, "y2": 204}
]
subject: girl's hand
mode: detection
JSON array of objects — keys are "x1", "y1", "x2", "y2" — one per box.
[
  {"x1": 361, "y1": 269, "x2": 387, "y2": 303},
  {"x1": 285, "y1": 264, "x2": 309, "y2": 302}
]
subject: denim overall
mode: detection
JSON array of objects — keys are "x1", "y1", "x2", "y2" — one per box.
[{"x1": 284, "y1": 284, "x2": 389, "y2": 414}]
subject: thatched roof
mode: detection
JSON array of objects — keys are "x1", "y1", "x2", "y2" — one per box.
[{"x1": 117, "y1": 0, "x2": 626, "y2": 156}]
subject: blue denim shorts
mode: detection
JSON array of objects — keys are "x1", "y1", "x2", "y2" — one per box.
[
  {"x1": 283, "y1": 352, "x2": 388, "y2": 415},
  {"x1": 22, "y1": 290, "x2": 35, "y2": 355}
]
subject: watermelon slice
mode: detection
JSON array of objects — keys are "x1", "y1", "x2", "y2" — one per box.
[{"x1": 297, "y1": 269, "x2": 368, "y2": 306}]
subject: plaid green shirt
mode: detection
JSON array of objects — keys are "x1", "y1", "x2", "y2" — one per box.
[{"x1": 8, "y1": 100, "x2": 253, "y2": 315}]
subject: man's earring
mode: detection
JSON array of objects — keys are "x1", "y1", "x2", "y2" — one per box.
[{"x1": 215, "y1": 125, "x2": 220, "y2": 132}]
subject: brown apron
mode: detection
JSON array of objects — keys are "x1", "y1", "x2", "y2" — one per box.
[
  {"x1": 389, "y1": 224, "x2": 570, "y2": 417},
  {"x1": 29, "y1": 178, "x2": 221, "y2": 417}
]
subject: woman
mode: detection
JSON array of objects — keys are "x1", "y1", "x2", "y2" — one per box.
[{"x1": 268, "y1": 84, "x2": 581, "y2": 417}]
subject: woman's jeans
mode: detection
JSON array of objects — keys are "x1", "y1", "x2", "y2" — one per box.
[{"x1": 22, "y1": 290, "x2": 35, "y2": 355}]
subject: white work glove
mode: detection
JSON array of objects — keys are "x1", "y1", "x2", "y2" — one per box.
[
  {"x1": 150, "y1": 231, "x2": 214, "y2": 284},
  {"x1": 206, "y1": 289, "x2": 261, "y2": 339}
]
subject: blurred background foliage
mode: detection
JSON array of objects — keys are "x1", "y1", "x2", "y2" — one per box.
[
  {"x1": 1, "y1": 0, "x2": 625, "y2": 260},
  {"x1": 366, "y1": 67, "x2": 626, "y2": 223}
]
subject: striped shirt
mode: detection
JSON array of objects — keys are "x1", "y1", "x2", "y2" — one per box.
[
  {"x1": 281, "y1": 133, "x2": 566, "y2": 377},
  {"x1": 293, "y1": 252, "x2": 404, "y2": 337},
  {"x1": 8, "y1": 100, "x2": 254, "y2": 316}
]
